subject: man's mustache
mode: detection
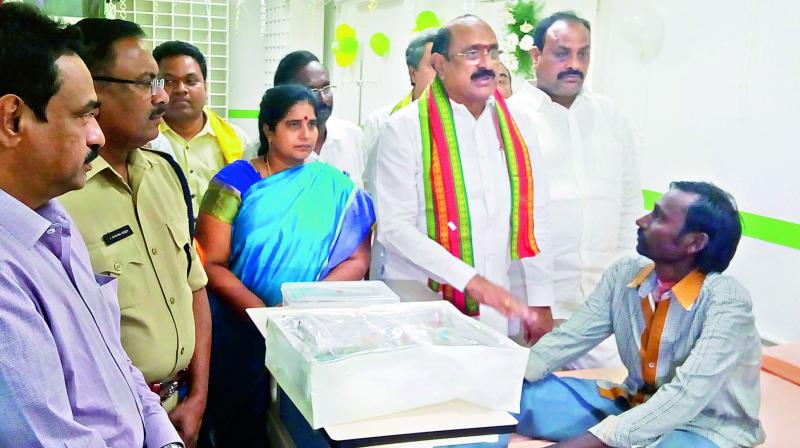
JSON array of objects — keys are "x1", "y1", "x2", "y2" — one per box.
[
  {"x1": 149, "y1": 104, "x2": 167, "y2": 119},
  {"x1": 471, "y1": 67, "x2": 496, "y2": 80},
  {"x1": 557, "y1": 69, "x2": 584, "y2": 80},
  {"x1": 84, "y1": 145, "x2": 100, "y2": 164}
]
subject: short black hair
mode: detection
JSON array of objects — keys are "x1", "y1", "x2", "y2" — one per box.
[
  {"x1": 671, "y1": 181, "x2": 742, "y2": 274},
  {"x1": 153, "y1": 40, "x2": 208, "y2": 80},
  {"x1": 257, "y1": 84, "x2": 320, "y2": 156},
  {"x1": 0, "y1": 3, "x2": 83, "y2": 121},
  {"x1": 406, "y1": 28, "x2": 438, "y2": 69},
  {"x1": 533, "y1": 11, "x2": 591, "y2": 51},
  {"x1": 273, "y1": 51, "x2": 319, "y2": 86},
  {"x1": 74, "y1": 18, "x2": 145, "y2": 74}
]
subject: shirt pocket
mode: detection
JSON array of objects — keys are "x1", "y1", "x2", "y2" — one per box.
[
  {"x1": 87, "y1": 239, "x2": 146, "y2": 311},
  {"x1": 165, "y1": 218, "x2": 192, "y2": 278}
]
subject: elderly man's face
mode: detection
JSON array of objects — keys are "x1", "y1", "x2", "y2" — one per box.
[
  {"x1": 19, "y1": 54, "x2": 104, "y2": 198},
  {"x1": 93, "y1": 37, "x2": 168, "y2": 149},
  {"x1": 435, "y1": 20, "x2": 499, "y2": 106},
  {"x1": 532, "y1": 20, "x2": 590, "y2": 101}
]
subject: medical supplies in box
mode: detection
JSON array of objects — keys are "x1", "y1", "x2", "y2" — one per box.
[
  {"x1": 264, "y1": 301, "x2": 529, "y2": 428},
  {"x1": 281, "y1": 280, "x2": 400, "y2": 308}
]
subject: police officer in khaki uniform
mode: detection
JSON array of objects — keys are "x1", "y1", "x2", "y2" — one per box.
[{"x1": 59, "y1": 18, "x2": 210, "y2": 448}]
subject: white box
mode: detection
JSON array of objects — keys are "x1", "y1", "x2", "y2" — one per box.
[
  {"x1": 263, "y1": 301, "x2": 529, "y2": 429},
  {"x1": 281, "y1": 280, "x2": 400, "y2": 308}
]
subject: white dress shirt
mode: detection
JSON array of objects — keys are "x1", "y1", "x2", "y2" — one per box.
[
  {"x1": 375, "y1": 95, "x2": 554, "y2": 334},
  {"x1": 509, "y1": 82, "x2": 642, "y2": 319},
  {"x1": 306, "y1": 116, "x2": 365, "y2": 187},
  {"x1": 362, "y1": 102, "x2": 395, "y2": 197}
]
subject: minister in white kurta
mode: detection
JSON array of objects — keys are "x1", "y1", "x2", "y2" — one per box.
[{"x1": 375, "y1": 91, "x2": 554, "y2": 335}]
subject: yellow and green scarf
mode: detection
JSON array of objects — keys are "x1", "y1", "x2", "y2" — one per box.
[
  {"x1": 159, "y1": 107, "x2": 243, "y2": 164},
  {"x1": 419, "y1": 77, "x2": 540, "y2": 316}
]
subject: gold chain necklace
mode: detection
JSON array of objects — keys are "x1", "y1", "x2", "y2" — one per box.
[{"x1": 264, "y1": 155, "x2": 272, "y2": 177}]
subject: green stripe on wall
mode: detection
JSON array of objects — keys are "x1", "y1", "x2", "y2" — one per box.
[
  {"x1": 228, "y1": 109, "x2": 259, "y2": 119},
  {"x1": 215, "y1": 118, "x2": 800, "y2": 251},
  {"x1": 642, "y1": 189, "x2": 800, "y2": 250}
]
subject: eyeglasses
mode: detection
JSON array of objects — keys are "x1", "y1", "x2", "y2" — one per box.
[
  {"x1": 453, "y1": 48, "x2": 503, "y2": 64},
  {"x1": 93, "y1": 75, "x2": 166, "y2": 96},
  {"x1": 310, "y1": 85, "x2": 336, "y2": 96}
]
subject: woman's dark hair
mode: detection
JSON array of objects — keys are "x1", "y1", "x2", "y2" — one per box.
[
  {"x1": 0, "y1": 3, "x2": 83, "y2": 121},
  {"x1": 257, "y1": 84, "x2": 320, "y2": 156},
  {"x1": 671, "y1": 181, "x2": 742, "y2": 274}
]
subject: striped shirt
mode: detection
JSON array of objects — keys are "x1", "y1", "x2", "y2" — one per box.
[{"x1": 525, "y1": 256, "x2": 765, "y2": 447}]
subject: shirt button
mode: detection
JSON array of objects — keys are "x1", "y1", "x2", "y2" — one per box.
[
  {"x1": 648, "y1": 362, "x2": 655, "y2": 369},
  {"x1": 169, "y1": 296, "x2": 176, "y2": 305},
  {"x1": 46, "y1": 228, "x2": 56, "y2": 235},
  {"x1": 180, "y1": 347, "x2": 185, "y2": 355},
  {"x1": 113, "y1": 262, "x2": 122, "y2": 271},
  {"x1": 151, "y1": 248, "x2": 158, "y2": 255},
  {"x1": 191, "y1": 194, "x2": 196, "y2": 199},
  {"x1": 189, "y1": 169, "x2": 194, "y2": 174}
]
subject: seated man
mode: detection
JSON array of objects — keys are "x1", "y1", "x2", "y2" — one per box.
[{"x1": 518, "y1": 181, "x2": 765, "y2": 448}]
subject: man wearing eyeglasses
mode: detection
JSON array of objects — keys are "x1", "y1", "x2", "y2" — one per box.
[
  {"x1": 0, "y1": 4, "x2": 181, "y2": 447},
  {"x1": 58, "y1": 18, "x2": 210, "y2": 448},
  {"x1": 375, "y1": 15, "x2": 555, "y2": 342},
  {"x1": 152, "y1": 41, "x2": 250, "y2": 216},
  {"x1": 273, "y1": 50, "x2": 365, "y2": 187}
]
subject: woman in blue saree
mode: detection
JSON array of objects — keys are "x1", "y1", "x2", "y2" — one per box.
[{"x1": 195, "y1": 85, "x2": 374, "y2": 447}]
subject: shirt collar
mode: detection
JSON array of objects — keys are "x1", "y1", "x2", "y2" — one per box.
[
  {"x1": 0, "y1": 188, "x2": 64, "y2": 248},
  {"x1": 323, "y1": 116, "x2": 344, "y2": 143},
  {"x1": 158, "y1": 112, "x2": 213, "y2": 139},
  {"x1": 86, "y1": 148, "x2": 157, "y2": 182},
  {"x1": 521, "y1": 80, "x2": 587, "y2": 111},
  {"x1": 447, "y1": 95, "x2": 496, "y2": 120},
  {"x1": 627, "y1": 263, "x2": 706, "y2": 310}
]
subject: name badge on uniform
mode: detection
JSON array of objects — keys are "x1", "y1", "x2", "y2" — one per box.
[{"x1": 102, "y1": 225, "x2": 134, "y2": 246}]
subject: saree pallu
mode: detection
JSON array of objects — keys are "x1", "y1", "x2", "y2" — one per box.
[
  {"x1": 228, "y1": 161, "x2": 374, "y2": 305},
  {"x1": 200, "y1": 160, "x2": 374, "y2": 446}
]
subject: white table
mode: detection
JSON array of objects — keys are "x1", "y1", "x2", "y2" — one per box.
[{"x1": 247, "y1": 307, "x2": 518, "y2": 447}]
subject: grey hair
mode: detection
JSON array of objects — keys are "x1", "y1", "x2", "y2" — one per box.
[{"x1": 405, "y1": 28, "x2": 438, "y2": 69}]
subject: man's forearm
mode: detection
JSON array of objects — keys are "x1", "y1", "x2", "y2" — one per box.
[{"x1": 186, "y1": 288, "x2": 211, "y2": 405}]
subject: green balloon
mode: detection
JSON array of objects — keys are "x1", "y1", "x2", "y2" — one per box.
[
  {"x1": 335, "y1": 23, "x2": 356, "y2": 41},
  {"x1": 414, "y1": 10, "x2": 440, "y2": 32},
  {"x1": 370, "y1": 33, "x2": 390, "y2": 57},
  {"x1": 338, "y1": 36, "x2": 359, "y2": 55}
]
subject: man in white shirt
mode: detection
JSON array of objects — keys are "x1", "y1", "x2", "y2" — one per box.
[
  {"x1": 509, "y1": 12, "x2": 642, "y2": 364},
  {"x1": 274, "y1": 50, "x2": 364, "y2": 186},
  {"x1": 153, "y1": 41, "x2": 250, "y2": 215},
  {"x1": 376, "y1": 15, "x2": 554, "y2": 339},
  {"x1": 363, "y1": 28, "x2": 438, "y2": 195}
]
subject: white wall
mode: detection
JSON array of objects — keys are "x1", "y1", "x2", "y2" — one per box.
[
  {"x1": 227, "y1": 0, "x2": 325, "y2": 139},
  {"x1": 592, "y1": 0, "x2": 800, "y2": 342}
]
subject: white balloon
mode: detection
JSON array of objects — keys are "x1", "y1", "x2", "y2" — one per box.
[{"x1": 621, "y1": 3, "x2": 665, "y2": 62}]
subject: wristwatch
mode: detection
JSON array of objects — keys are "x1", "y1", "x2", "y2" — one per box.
[{"x1": 161, "y1": 444, "x2": 184, "y2": 448}]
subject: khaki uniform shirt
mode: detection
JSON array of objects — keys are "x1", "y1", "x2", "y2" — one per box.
[
  {"x1": 158, "y1": 117, "x2": 250, "y2": 214},
  {"x1": 60, "y1": 147, "x2": 207, "y2": 391}
]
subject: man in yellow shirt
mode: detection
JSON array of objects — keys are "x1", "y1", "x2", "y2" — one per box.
[
  {"x1": 153, "y1": 40, "x2": 250, "y2": 215},
  {"x1": 58, "y1": 19, "x2": 211, "y2": 448}
]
